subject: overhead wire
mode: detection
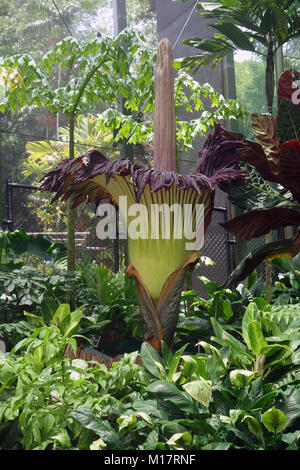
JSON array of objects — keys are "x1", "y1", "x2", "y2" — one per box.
[{"x1": 51, "y1": 0, "x2": 74, "y2": 37}]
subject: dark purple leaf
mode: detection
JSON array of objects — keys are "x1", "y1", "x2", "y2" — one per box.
[{"x1": 221, "y1": 208, "x2": 300, "y2": 240}]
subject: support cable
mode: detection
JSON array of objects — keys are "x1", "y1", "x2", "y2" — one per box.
[
  {"x1": 172, "y1": 1, "x2": 197, "y2": 52},
  {"x1": 51, "y1": 0, "x2": 74, "y2": 37}
]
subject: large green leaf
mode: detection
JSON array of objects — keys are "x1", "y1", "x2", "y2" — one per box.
[
  {"x1": 262, "y1": 407, "x2": 287, "y2": 433},
  {"x1": 64, "y1": 306, "x2": 84, "y2": 338},
  {"x1": 3, "y1": 229, "x2": 66, "y2": 266},
  {"x1": 140, "y1": 342, "x2": 165, "y2": 379},
  {"x1": 241, "y1": 415, "x2": 264, "y2": 445},
  {"x1": 146, "y1": 380, "x2": 194, "y2": 414},
  {"x1": 212, "y1": 23, "x2": 255, "y2": 51},
  {"x1": 230, "y1": 369, "x2": 258, "y2": 388},
  {"x1": 280, "y1": 388, "x2": 300, "y2": 428},
  {"x1": 242, "y1": 303, "x2": 261, "y2": 351},
  {"x1": 182, "y1": 379, "x2": 212, "y2": 408},
  {"x1": 51, "y1": 304, "x2": 71, "y2": 333},
  {"x1": 222, "y1": 238, "x2": 300, "y2": 289},
  {"x1": 248, "y1": 320, "x2": 268, "y2": 355},
  {"x1": 70, "y1": 407, "x2": 122, "y2": 449}
]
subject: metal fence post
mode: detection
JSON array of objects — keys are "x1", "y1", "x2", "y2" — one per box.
[
  {"x1": 6, "y1": 180, "x2": 13, "y2": 231},
  {"x1": 114, "y1": 207, "x2": 120, "y2": 273}
]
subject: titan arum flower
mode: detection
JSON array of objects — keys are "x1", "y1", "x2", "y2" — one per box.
[{"x1": 40, "y1": 39, "x2": 245, "y2": 350}]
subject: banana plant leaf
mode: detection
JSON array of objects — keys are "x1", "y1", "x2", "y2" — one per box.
[{"x1": 222, "y1": 233, "x2": 300, "y2": 289}]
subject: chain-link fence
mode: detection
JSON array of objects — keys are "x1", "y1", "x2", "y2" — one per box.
[
  {"x1": 3, "y1": 182, "x2": 236, "y2": 292},
  {"x1": 192, "y1": 205, "x2": 235, "y2": 297}
]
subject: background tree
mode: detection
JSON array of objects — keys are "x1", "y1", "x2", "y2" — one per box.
[
  {"x1": 0, "y1": 29, "x2": 155, "y2": 274},
  {"x1": 234, "y1": 58, "x2": 266, "y2": 137},
  {"x1": 179, "y1": 0, "x2": 300, "y2": 113}
]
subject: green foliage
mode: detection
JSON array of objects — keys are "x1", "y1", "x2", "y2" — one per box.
[
  {"x1": 174, "y1": 72, "x2": 247, "y2": 155},
  {"x1": 22, "y1": 114, "x2": 115, "y2": 230},
  {"x1": 1, "y1": 30, "x2": 247, "y2": 158},
  {"x1": 1, "y1": 314, "x2": 298, "y2": 450},
  {"x1": 272, "y1": 254, "x2": 300, "y2": 305},
  {"x1": 178, "y1": 0, "x2": 300, "y2": 110},
  {"x1": 74, "y1": 251, "x2": 140, "y2": 337},
  {"x1": 0, "y1": 231, "x2": 139, "y2": 348}
]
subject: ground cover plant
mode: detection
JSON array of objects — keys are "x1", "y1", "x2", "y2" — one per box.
[
  {"x1": 0, "y1": 232, "x2": 299, "y2": 450},
  {"x1": 0, "y1": 290, "x2": 299, "y2": 450}
]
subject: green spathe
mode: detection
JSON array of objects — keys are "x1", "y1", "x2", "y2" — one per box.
[{"x1": 128, "y1": 237, "x2": 188, "y2": 303}]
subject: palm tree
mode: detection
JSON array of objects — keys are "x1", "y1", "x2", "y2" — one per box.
[{"x1": 179, "y1": 0, "x2": 300, "y2": 112}]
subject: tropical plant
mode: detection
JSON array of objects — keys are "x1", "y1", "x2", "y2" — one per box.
[
  {"x1": 39, "y1": 38, "x2": 247, "y2": 350},
  {"x1": 1, "y1": 27, "x2": 247, "y2": 275},
  {"x1": 178, "y1": 0, "x2": 300, "y2": 112},
  {"x1": 0, "y1": 235, "x2": 140, "y2": 350},
  {"x1": 71, "y1": 333, "x2": 300, "y2": 450},
  {"x1": 22, "y1": 114, "x2": 115, "y2": 230},
  {"x1": 0, "y1": 228, "x2": 66, "y2": 271},
  {"x1": 271, "y1": 254, "x2": 300, "y2": 305},
  {"x1": 194, "y1": 68, "x2": 300, "y2": 288},
  {"x1": 1, "y1": 314, "x2": 299, "y2": 450},
  {"x1": 0, "y1": 29, "x2": 156, "y2": 273},
  {"x1": 74, "y1": 251, "x2": 140, "y2": 339},
  {"x1": 0, "y1": 65, "x2": 23, "y2": 95}
]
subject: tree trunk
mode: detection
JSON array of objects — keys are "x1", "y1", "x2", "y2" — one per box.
[{"x1": 266, "y1": 35, "x2": 275, "y2": 114}]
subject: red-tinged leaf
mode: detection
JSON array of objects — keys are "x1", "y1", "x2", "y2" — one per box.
[
  {"x1": 278, "y1": 68, "x2": 300, "y2": 107},
  {"x1": 240, "y1": 140, "x2": 279, "y2": 182},
  {"x1": 221, "y1": 208, "x2": 300, "y2": 240},
  {"x1": 282, "y1": 140, "x2": 300, "y2": 155},
  {"x1": 251, "y1": 113, "x2": 281, "y2": 161}
]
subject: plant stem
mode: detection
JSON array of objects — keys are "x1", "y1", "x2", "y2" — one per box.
[
  {"x1": 265, "y1": 232, "x2": 273, "y2": 303},
  {"x1": 67, "y1": 114, "x2": 75, "y2": 272},
  {"x1": 67, "y1": 115, "x2": 75, "y2": 306}
]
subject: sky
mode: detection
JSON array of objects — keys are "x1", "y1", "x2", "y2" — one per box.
[{"x1": 234, "y1": 50, "x2": 257, "y2": 62}]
